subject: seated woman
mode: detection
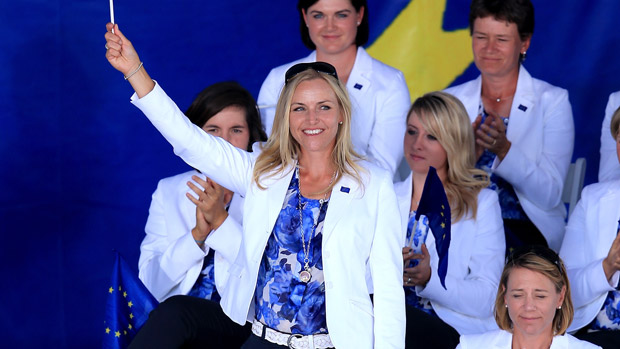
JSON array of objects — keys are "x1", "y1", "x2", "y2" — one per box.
[
  {"x1": 560, "y1": 106, "x2": 620, "y2": 348},
  {"x1": 131, "y1": 82, "x2": 267, "y2": 348},
  {"x1": 105, "y1": 23, "x2": 405, "y2": 348},
  {"x1": 457, "y1": 245, "x2": 600, "y2": 349},
  {"x1": 258, "y1": 0, "x2": 410, "y2": 176},
  {"x1": 395, "y1": 91, "x2": 505, "y2": 349},
  {"x1": 599, "y1": 91, "x2": 620, "y2": 182},
  {"x1": 445, "y1": 0, "x2": 574, "y2": 252}
]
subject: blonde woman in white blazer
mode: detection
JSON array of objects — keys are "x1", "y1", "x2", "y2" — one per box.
[
  {"x1": 445, "y1": 0, "x2": 574, "y2": 252},
  {"x1": 105, "y1": 23, "x2": 405, "y2": 349},
  {"x1": 394, "y1": 91, "x2": 504, "y2": 349},
  {"x1": 599, "y1": 91, "x2": 620, "y2": 182},
  {"x1": 559, "y1": 108, "x2": 620, "y2": 348},
  {"x1": 258, "y1": 0, "x2": 410, "y2": 176},
  {"x1": 457, "y1": 246, "x2": 600, "y2": 349}
]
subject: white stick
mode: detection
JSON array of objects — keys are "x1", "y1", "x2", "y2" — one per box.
[{"x1": 109, "y1": 0, "x2": 115, "y2": 33}]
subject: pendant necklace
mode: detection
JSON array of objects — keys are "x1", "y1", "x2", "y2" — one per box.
[{"x1": 297, "y1": 165, "x2": 336, "y2": 283}]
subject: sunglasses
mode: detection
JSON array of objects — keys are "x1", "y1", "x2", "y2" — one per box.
[
  {"x1": 506, "y1": 244, "x2": 562, "y2": 272},
  {"x1": 284, "y1": 62, "x2": 339, "y2": 84}
]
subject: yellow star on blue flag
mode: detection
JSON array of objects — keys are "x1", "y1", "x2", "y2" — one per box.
[
  {"x1": 102, "y1": 251, "x2": 159, "y2": 348},
  {"x1": 415, "y1": 166, "x2": 451, "y2": 289}
]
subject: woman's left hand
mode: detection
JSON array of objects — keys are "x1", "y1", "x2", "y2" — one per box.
[
  {"x1": 475, "y1": 113, "x2": 512, "y2": 161},
  {"x1": 403, "y1": 244, "x2": 432, "y2": 287}
]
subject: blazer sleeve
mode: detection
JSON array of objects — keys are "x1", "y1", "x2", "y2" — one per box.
[
  {"x1": 598, "y1": 92, "x2": 620, "y2": 182},
  {"x1": 206, "y1": 211, "x2": 243, "y2": 293},
  {"x1": 139, "y1": 180, "x2": 206, "y2": 302},
  {"x1": 418, "y1": 190, "x2": 505, "y2": 318},
  {"x1": 365, "y1": 71, "x2": 410, "y2": 175},
  {"x1": 560, "y1": 187, "x2": 617, "y2": 308},
  {"x1": 131, "y1": 82, "x2": 254, "y2": 196},
  {"x1": 494, "y1": 88, "x2": 574, "y2": 210},
  {"x1": 369, "y1": 174, "x2": 406, "y2": 348}
]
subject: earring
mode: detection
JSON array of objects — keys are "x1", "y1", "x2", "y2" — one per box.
[
  {"x1": 338, "y1": 121, "x2": 343, "y2": 125},
  {"x1": 558, "y1": 306, "x2": 562, "y2": 309},
  {"x1": 520, "y1": 51, "x2": 527, "y2": 62},
  {"x1": 357, "y1": 21, "x2": 360, "y2": 26},
  {"x1": 505, "y1": 304, "x2": 508, "y2": 308}
]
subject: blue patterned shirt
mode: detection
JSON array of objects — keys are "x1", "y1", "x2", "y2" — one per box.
[
  {"x1": 187, "y1": 249, "x2": 220, "y2": 302},
  {"x1": 404, "y1": 211, "x2": 436, "y2": 316},
  {"x1": 588, "y1": 219, "x2": 620, "y2": 331},
  {"x1": 476, "y1": 106, "x2": 528, "y2": 221},
  {"x1": 254, "y1": 171, "x2": 328, "y2": 335}
]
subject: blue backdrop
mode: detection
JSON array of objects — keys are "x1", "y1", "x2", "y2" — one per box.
[{"x1": 1, "y1": 0, "x2": 619, "y2": 347}]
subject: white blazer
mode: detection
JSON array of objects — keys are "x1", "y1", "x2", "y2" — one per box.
[
  {"x1": 394, "y1": 173, "x2": 505, "y2": 334},
  {"x1": 445, "y1": 66, "x2": 574, "y2": 251},
  {"x1": 456, "y1": 329, "x2": 601, "y2": 349},
  {"x1": 559, "y1": 180, "x2": 620, "y2": 332},
  {"x1": 132, "y1": 83, "x2": 406, "y2": 349},
  {"x1": 257, "y1": 47, "x2": 411, "y2": 176},
  {"x1": 139, "y1": 170, "x2": 243, "y2": 302},
  {"x1": 598, "y1": 91, "x2": 620, "y2": 182}
]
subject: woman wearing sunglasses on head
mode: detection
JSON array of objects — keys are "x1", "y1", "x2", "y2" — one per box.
[
  {"x1": 105, "y1": 21, "x2": 404, "y2": 349},
  {"x1": 396, "y1": 92, "x2": 504, "y2": 348},
  {"x1": 258, "y1": 0, "x2": 411, "y2": 177},
  {"x1": 559, "y1": 107, "x2": 620, "y2": 348},
  {"x1": 457, "y1": 246, "x2": 600, "y2": 349}
]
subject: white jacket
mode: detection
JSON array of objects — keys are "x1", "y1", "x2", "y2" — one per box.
[
  {"x1": 598, "y1": 91, "x2": 620, "y2": 182},
  {"x1": 445, "y1": 66, "x2": 574, "y2": 250},
  {"x1": 559, "y1": 179, "x2": 620, "y2": 332},
  {"x1": 457, "y1": 329, "x2": 601, "y2": 349},
  {"x1": 257, "y1": 47, "x2": 410, "y2": 176},
  {"x1": 394, "y1": 173, "x2": 505, "y2": 334},
  {"x1": 131, "y1": 82, "x2": 406, "y2": 349},
  {"x1": 139, "y1": 170, "x2": 243, "y2": 302}
]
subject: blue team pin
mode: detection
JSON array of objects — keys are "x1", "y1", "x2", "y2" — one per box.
[
  {"x1": 518, "y1": 104, "x2": 527, "y2": 112},
  {"x1": 340, "y1": 186, "x2": 350, "y2": 193},
  {"x1": 353, "y1": 83, "x2": 363, "y2": 90}
]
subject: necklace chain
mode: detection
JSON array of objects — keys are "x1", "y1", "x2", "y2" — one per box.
[{"x1": 297, "y1": 165, "x2": 336, "y2": 282}]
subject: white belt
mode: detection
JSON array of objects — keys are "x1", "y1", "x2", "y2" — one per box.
[{"x1": 251, "y1": 319, "x2": 334, "y2": 349}]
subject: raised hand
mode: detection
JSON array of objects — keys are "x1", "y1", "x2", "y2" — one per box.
[{"x1": 104, "y1": 23, "x2": 140, "y2": 76}]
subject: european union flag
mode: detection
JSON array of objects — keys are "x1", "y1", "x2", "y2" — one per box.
[
  {"x1": 415, "y1": 166, "x2": 451, "y2": 290},
  {"x1": 102, "y1": 251, "x2": 159, "y2": 348}
]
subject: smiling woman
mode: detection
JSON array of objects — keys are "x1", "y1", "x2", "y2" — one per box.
[
  {"x1": 445, "y1": 0, "x2": 575, "y2": 252},
  {"x1": 258, "y1": 0, "x2": 411, "y2": 177},
  {"x1": 105, "y1": 21, "x2": 405, "y2": 348}
]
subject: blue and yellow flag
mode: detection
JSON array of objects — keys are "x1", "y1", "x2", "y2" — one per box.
[
  {"x1": 102, "y1": 251, "x2": 158, "y2": 349},
  {"x1": 415, "y1": 166, "x2": 451, "y2": 290}
]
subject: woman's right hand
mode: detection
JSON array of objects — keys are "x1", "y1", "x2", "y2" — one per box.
[
  {"x1": 603, "y1": 233, "x2": 620, "y2": 281},
  {"x1": 104, "y1": 23, "x2": 141, "y2": 76}
]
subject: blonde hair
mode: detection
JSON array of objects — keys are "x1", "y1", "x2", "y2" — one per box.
[
  {"x1": 253, "y1": 69, "x2": 364, "y2": 188},
  {"x1": 494, "y1": 250, "x2": 573, "y2": 335},
  {"x1": 408, "y1": 91, "x2": 489, "y2": 222},
  {"x1": 611, "y1": 105, "x2": 620, "y2": 139}
]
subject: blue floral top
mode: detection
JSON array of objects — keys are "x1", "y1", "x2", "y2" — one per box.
[
  {"x1": 404, "y1": 211, "x2": 436, "y2": 316},
  {"x1": 476, "y1": 106, "x2": 528, "y2": 221},
  {"x1": 254, "y1": 170, "x2": 328, "y2": 335},
  {"x1": 187, "y1": 249, "x2": 220, "y2": 302},
  {"x1": 588, "y1": 219, "x2": 620, "y2": 331}
]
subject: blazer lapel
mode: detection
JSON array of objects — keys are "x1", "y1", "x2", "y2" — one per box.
[
  {"x1": 321, "y1": 174, "x2": 358, "y2": 243},
  {"x1": 506, "y1": 66, "x2": 535, "y2": 143},
  {"x1": 264, "y1": 167, "x2": 295, "y2": 234}
]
